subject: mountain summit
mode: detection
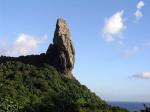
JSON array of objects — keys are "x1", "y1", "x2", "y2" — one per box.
[{"x1": 46, "y1": 18, "x2": 75, "y2": 78}]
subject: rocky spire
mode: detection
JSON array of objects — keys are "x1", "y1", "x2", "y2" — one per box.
[{"x1": 46, "y1": 18, "x2": 75, "y2": 78}]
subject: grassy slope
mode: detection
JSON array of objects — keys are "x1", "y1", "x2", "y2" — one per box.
[{"x1": 0, "y1": 60, "x2": 128, "y2": 112}]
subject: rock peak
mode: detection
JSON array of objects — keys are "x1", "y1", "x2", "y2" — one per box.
[
  {"x1": 56, "y1": 18, "x2": 66, "y2": 25},
  {"x1": 46, "y1": 18, "x2": 75, "y2": 78}
]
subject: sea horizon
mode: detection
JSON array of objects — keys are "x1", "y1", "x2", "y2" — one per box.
[
  {"x1": 108, "y1": 101, "x2": 150, "y2": 112},
  {"x1": 107, "y1": 100, "x2": 150, "y2": 103}
]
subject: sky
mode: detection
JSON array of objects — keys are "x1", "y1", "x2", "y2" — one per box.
[{"x1": 0, "y1": 0, "x2": 150, "y2": 102}]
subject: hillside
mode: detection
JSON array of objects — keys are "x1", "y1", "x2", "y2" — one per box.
[
  {"x1": 0, "y1": 61, "x2": 128, "y2": 112},
  {"x1": 0, "y1": 19, "x2": 128, "y2": 112}
]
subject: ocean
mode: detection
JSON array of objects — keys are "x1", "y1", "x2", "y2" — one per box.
[{"x1": 108, "y1": 102, "x2": 150, "y2": 112}]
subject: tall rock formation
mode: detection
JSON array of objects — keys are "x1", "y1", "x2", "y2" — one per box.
[{"x1": 46, "y1": 18, "x2": 75, "y2": 78}]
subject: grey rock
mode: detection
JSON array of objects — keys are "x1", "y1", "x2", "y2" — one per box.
[{"x1": 46, "y1": 18, "x2": 75, "y2": 78}]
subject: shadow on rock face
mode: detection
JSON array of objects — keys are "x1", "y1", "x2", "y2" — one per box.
[{"x1": 46, "y1": 18, "x2": 75, "y2": 78}]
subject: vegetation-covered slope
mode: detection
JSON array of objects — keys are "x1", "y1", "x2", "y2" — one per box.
[{"x1": 0, "y1": 60, "x2": 128, "y2": 112}]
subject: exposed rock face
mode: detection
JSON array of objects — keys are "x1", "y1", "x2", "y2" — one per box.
[{"x1": 46, "y1": 18, "x2": 75, "y2": 77}]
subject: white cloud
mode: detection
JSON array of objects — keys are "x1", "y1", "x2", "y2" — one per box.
[
  {"x1": 134, "y1": 1, "x2": 145, "y2": 20},
  {"x1": 132, "y1": 72, "x2": 150, "y2": 79},
  {"x1": 0, "y1": 33, "x2": 47, "y2": 57},
  {"x1": 122, "y1": 41, "x2": 150, "y2": 58},
  {"x1": 137, "y1": 1, "x2": 144, "y2": 9},
  {"x1": 122, "y1": 46, "x2": 141, "y2": 58},
  {"x1": 142, "y1": 41, "x2": 150, "y2": 47},
  {"x1": 102, "y1": 10, "x2": 126, "y2": 43}
]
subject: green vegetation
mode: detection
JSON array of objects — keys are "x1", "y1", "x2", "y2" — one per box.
[{"x1": 0, "y1": 59, "x2": 128, "y2": 112}]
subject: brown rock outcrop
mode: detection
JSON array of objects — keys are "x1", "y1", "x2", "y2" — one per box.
[{"x1": 46, "y1": 18, "x2": 75, "y2": 78}]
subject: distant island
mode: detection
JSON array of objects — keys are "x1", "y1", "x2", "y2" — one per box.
[
  {"x1": 141, "y1": 104, "x2": 150, "y2": 112},
  {"x1": 0, "y1": 19, "x2": 128, "y2": 112}
]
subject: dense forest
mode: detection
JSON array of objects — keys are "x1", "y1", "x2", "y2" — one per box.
[{"x1": 0, "y1": 55, "x2": 128, "y2": 112}]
